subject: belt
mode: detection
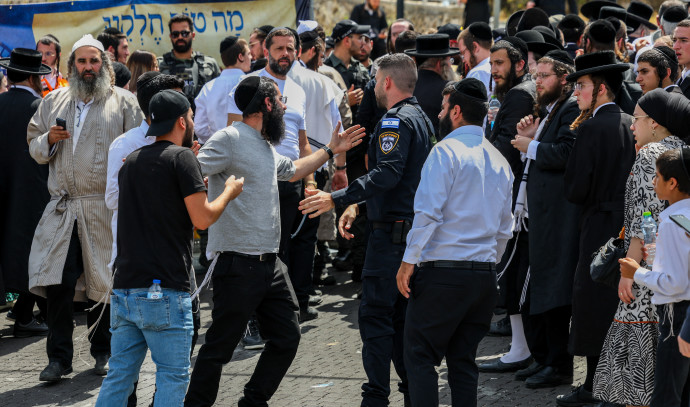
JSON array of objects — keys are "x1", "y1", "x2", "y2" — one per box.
[
  {"x1": 224, "y1": 251, "x2": 276, "y2": 262},
  {"x1": 372, "y1": 221, "x2": 393, "y2": 231},
  {"x1": 419, "y1": 260, "x2": 496, "y2": 271},
  {"x1": 51, "y1": 192, "x2": 105, "y2": 213}
]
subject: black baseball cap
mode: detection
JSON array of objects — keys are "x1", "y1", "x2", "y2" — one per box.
[
  {"x1": 332, "y1": 20, "x2": 370, "y2": 42},
  {"x1": 146, "y1": 89, "x2": 191, "y2": 138}
]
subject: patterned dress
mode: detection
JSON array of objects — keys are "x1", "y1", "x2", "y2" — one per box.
[{"x1": 593, "y1": 135, "x2": 685, "y2": 405}]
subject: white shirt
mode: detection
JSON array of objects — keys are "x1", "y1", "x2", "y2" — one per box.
[
  {"x1": 73, "y1": 99, "x2": 93, "y2": 153},
  {"x1": 105, "y1": 120, "x2": 152, "y2": 269},
  {"x1": 526, "y1": 101, "x2": 556, "y2": 160},
  {"x1": 467, "y1": 57, "x2": 492, "y2": 96},
  {"x1": 194, "y1": 68, "x2": 245, "y2": 144},
  {"x1": 402, "y1": 125, "x2": 514, "y2": 265},
  {"x1": 634, "y1": 198, "x2": 690, "y2": 305},
  {"x1": 12, "y1": 84, "x2": 42, "y2": 98},
  {"x1": 228, "y1": 69, "x2": 307, "y2": 161}
]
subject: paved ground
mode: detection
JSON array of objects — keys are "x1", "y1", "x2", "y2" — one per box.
[{"x1": 0, "y1": 263, "x2": 586, "y2": 407}]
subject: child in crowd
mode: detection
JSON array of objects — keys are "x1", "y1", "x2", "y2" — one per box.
[{"x1": 619, "y1": 146, "x2": 690, "y2": 406}]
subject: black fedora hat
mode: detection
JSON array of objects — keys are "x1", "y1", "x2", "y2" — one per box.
[
  {"x1": 599, "y1": 7, "x2": 635, "y2": 35},
  {"x1": 516, "y1": 30, "x2": 558, "y2": 56},
  {"x1": 506, "y1": 10, "x2": 525, "y2": 36},
  {"x1": 404, "y1": 34, "x2": 459, "y2": 58},
  {"x1": 533, "y1": 25, "x2": 564, "y2": 49},
  {"x1": 581, "y1": 0, "x2": 623, "y2": 20},
  {"x1": 517, "y1": 8, "x2": 550, "y2": 33},
  {"x1": 626, "y1": 1, "x2": 658, "y2": 31},
  {"x1": 0, "y1": 48, "x2": 51, "y2": 75},
  {"x1": 566, "y1": 50, "x2": 630, "y2": 82}
]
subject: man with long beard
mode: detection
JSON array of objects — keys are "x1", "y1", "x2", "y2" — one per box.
[
  {"x1": 507, "y1": 50, "x2": 581, "y2": 388},
  {"x1": 478, "y1": 36, "x2": 536, "y2": 377},
  {"x1": 185, "y1": 75, "x2": 365, "y2": 407},
  {"x1": 27, "y1": 34, "x2": 143, "y2": 382},
  {"x1": 158, "y1": 14, "x2": 220, "y2": 105}
]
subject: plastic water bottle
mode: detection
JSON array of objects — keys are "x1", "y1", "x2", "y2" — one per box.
[
  {"x1": 488, "y1": 96, "x2": 501, "y2": 129},
  {"x1": 641, "y1": 211, "x2": 657, "y2": 268},
  {"x1": 147, "y1": 279, "x2": 162, "y2": 299}
]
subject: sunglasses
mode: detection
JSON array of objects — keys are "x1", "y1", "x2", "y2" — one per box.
[{"x1": 171, "y1": 31, "x2": 192, "y2": 38}]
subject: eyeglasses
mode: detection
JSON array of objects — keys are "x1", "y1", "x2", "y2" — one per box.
[
  {"x1": 574, "y1": 82, "x2": 593, "y2": 91},
  {"x1": 534, "y1": 72, "x2": 557, "y2": 80},
  {"x1": 278, "y1": 96, "x2": 288, "y2": 104},
  {"x1": 40, "y1": 51, "x2": 56, "y2": 57},
  {"x1": 170, "y1": 31, "x2": 192, "y2": 38},
  {"x1": 631, "y1": 115, "x2": 649, "y2": 124}
]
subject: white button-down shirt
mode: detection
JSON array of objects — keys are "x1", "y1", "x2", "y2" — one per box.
[
  {"x1": 194, "y1": 68, "x2": 245, "y2": 144},
  {"x1": 634, "y1": 198, "x2": 690, "y2": 304},
  {"x1": 403, "y1": 125, "x2": 514, "y2": 265},
  {"x1": 467, "y1": 57, "x2": 493, "y2": 96},
  {"x1": 73, "y1": 99, "x2": 93, "y2": 153},
  {"x1": 105, "y1": 120, "x2": 152, "y2": 268}
]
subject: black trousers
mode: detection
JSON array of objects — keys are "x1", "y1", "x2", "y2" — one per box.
[
  {"x1": 651, "y1": 301, "x2": 690, "y2": 407},
  {"x1": 358, "y1": 229, "x2": 408, "y2": 406},
  {"x1": 46, "y1": 222, "x2": 110, "y2": 367},
  {"x1": 12, "y1": 292, "x2": 46, "y2": 325},
  {"x1": 184, "y1": 253, "x2": 301, "y2": 407},
  {"x1": 404, "y1": 266, "x2": 497, "y2": 407},
  {"x1": 522, "y1": 303, "x2": 573, "y2": 372}
]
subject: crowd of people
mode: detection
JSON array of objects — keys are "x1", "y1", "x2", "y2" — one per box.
[{"x1": 1, "y1": 0, "x2": 690, "y2": 406}]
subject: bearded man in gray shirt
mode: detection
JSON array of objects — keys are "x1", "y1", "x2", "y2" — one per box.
[{"x1": 184, "y1": 76, "x2": 364, "y2": 407}]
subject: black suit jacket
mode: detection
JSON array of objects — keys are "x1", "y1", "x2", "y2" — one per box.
[
  {"x1": 487, "y1": 73, "x2": 537, "y2": 204},
  {"x1": 526, "y1": 95, "x2": 581, "y2": 314},
  {"x1": 413, "y1": 69, "x2": 448, "y2": 138},
  {"x1": 0, "y1": 88, "x2": 48, "y2": 293},
  {"x1": 680, "y1": 76, "x2": 690, "y2": 100}
]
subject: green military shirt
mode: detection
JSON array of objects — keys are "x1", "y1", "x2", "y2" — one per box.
[
  {"x1": 157, "y1": 51, "x2": 221, "y2": 100},
  {"x1": 324, "y1": 53, "x2": 370, "y2": 91}
]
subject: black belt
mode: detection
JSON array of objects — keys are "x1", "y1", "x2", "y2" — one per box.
[
  {"x1": 223, "y1": 251, "x2": 276, "y2": 262},
  {"x1": 419, "y1": 260, "x2": 496, "y2": 271},
  {"x1": 372, "y1": 221, "x2": 394, "y2": 232}
]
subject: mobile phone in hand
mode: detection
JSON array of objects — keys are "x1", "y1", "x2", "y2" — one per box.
[
  {"x1": 56, "y1": 118, "x2": 66, "y2": 129},
  {"x1": 670, "y1": 214, "x2": 690, "y2": 235}
]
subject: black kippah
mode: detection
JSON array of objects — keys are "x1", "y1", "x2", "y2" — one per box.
[
  {"x1": 220, "y1": 36, "x2": 239, "y2": 54},
  {"x1": 605, "y1": 17, "x2": 622, "y2": 33},
  {"x1": 258, "y1": 25, "x2": 274, "y2": 35},
  {"x1": 467, "y1": 22, "x2": 493, "y2": 41},
  {"x1": 299, "y1": 30, "x2": 319, "y2": 44},
  {"x1": 136, "y1": 71, "x2": 161, "y2": 91},
  {"x1": 544, "y1": 49, "x2": 574, "y2": 66},
  {"x1": 663, "y1": 5, "x2": 688, "y2": 23},
  {"x1": 655, "y1": 45, "x2": 679, "y2": 65},
  {"x1": 588, "y1": 20, "x2": 616, "y2": 44},
  {"x1": 235, "y1": 76, "x2": 262, "y2": 112},
  {"x1": 502, "y1": 36, "x2": 529, "y2": 63},
  {"x1": 453, "y1": 77, "x2": 488, "y2": 101},
  {"x1": 558, "y1": 14, "x2": 585, "y2": 30}
]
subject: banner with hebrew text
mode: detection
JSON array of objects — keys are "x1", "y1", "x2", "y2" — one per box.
[{"x1": 0, "y1": 0, "x2": 304, "y2": 73}]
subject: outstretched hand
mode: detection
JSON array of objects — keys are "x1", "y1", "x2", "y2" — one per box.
[
  {"x1": 329, "y1": 122, "x2": 366, "y2": 155},
  {"x1": 298, "y1": 189, "x2": 334, "y2": 218}
]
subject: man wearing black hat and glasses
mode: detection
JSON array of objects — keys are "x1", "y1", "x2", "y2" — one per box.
[
  {"x1": 405, "y1": 34, "x2": 459, "y2": 137},
  {"x1": 0, "y1": 48, "x2": 51, "y2": 340},
  {"x1": 396, "y1": 77, "x2": 514, "y2": 406},
  {"x1": 95, "y1": 89, "x2": 244, "y2": 406},
  {"x1": 559, "y1": 50, "x2": 635, "y2": 406}
]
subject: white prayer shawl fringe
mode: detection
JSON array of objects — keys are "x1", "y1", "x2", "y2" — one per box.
[{"x1": 191, "y1": 253, "x2": 219, "y2": 300}]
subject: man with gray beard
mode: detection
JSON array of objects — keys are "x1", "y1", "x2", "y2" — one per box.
[{"x1": 27, "y1": 34, "x2": 143, "y2": 382}]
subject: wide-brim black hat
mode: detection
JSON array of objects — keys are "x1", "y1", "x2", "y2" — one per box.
[
  {"x1": 517, "y1": 8, "x2": 550, "y2": 33},
  {"x1": 599, "y1": 7, "x2": 635, "y2": 35},
  {"x1": 533, "y1": 25, "x2": 564, "y2": 49},
  {"x1": 515, "y1": 30, "x2": 558, "y2": 56},
  {"x1": 566, "y1": 50, "x2": 630, "y2": 81},
  {"x1": 0, "y1": 48, "x2": 51, "y2": 75},
  {"x1": 404, "y1": 34, "x2": 459, "y2": 58},
  {"x1": 627, "y1": 1, "x2": 657, "y2": 30},
  {"x1": 506, "y1": 10, "x2": 525, "y2": 37},
  {"x1": 581, "y1": 0, "x2": 624, "y2": 20}
]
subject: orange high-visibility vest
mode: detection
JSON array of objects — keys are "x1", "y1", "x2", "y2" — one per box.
[{"x1": 41, "y1": 75, "x2": 68, "y2": 97}]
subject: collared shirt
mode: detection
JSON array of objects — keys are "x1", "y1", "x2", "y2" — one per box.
[
  {"x1": 227, "y1": 69, "x2": 307, "y2": 161},
  {"x1": 526, "y1": 101, "x2": 556, "y2": 160},
  {"x1": 466, "y1": 56, "x2": 492, "y2": 96},
  {"x1": 634, "y1": 198, "x2": 690, "y2": 305},
  {"x1": 11, "y1": 84, "x2": 42, "y2": 99},
  {"x1": 73, "y1": 99, "x2": 93, "y2": 153},
  {"x1": 402, "y1": 125, "x2": 514, "y2": 265},
  {"x1": 194, "y1": 68, "x2": 245, "y2": 144},
  {"x1": 593, "y1": 102, "x2": 616, "y2": 117},
  {"x1": 105, "y1": 120, "x2": 152, "y2": 268}
]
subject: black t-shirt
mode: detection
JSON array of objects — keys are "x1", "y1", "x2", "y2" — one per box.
[{"x1": 114, "y1": 141, "x2": 206, "y2": 292}]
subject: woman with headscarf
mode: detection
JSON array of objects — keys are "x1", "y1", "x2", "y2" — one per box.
[{"x1": 593, "y1": 88, "x2": 688, "y2": 407}]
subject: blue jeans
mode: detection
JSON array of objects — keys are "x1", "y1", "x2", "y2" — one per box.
[{"x1": 95, "y1": 288, "x2": 194, "y2": 407}]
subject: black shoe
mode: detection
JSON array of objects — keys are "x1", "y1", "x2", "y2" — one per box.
[
  {"x1": 94, "y1": 354, "x2": 109, "y2": 375},
  {"x1": 299, "y1": 307, "x2": 318, "y2": 323},
  {"x1": 515, "y1": 361, "x2": 545, "y2": 381},
  {"x1": 488, "y1": 315, "x2": 511, "y2": 336},
  {"x1": 478, "y1": 356, "x2": 532, "y2": 373},
  {"x1": 525, "y1": 366, "x2": 573, "y2": 389},
  {"x1": 39, "y1": 362, "x2": 73, "y2": 382},
  {"x1": 14, "y1": 318, "x2": 49, "y2": 338},
  {"x1": 556, "y1": 385, "x2": 599, "y2": 406},
  {"x1": 332, "y1": 251, "x2": 352, "y2": 271},
  {"x1": 314, "y1": 273, "x2": 336, "y2": 286},
  {"x1": 241, "y1": 318, "x2": 264, "y2": 350},
  {"x1": 6, "y1": 308, "x2": 16, "y2": 321},
  {"x1": 308, "y1": 295, "x2": 323, "y2": 305}
]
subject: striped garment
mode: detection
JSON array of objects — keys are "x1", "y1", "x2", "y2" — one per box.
[{"x1": 26, "y1": 86, "x2": 143, "y2": 302}]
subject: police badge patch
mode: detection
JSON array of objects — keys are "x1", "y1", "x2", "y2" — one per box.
[{"x1": 379, "y1": 132, "x2": 399, "y2": 154}]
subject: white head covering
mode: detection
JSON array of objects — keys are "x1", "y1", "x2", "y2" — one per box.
[
  {"x1": 71, "y1": 34, "x2": 105, "y2": 53},
  {"x1": 297, "y1": 20, "x2": 319, "y2": 35}
]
